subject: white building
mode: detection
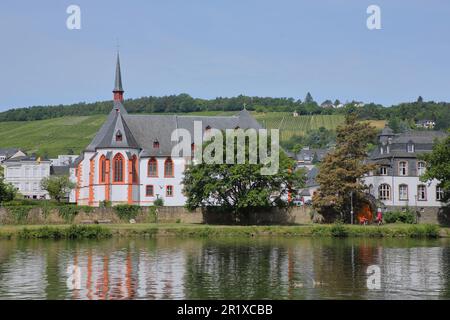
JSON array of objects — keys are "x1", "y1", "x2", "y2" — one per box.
[
  {"x1": 1, "y1": 155, "x2": 51, "y2": 199},
  {"x1": 50, "y1": 155, "x2": 79, "y2": 166},
  {"x1": 70, "y1": 54, "x2": 262, "y2": 207},
  {"x1": 363, "y1": 127, "x2": 447, "y2": 214}
]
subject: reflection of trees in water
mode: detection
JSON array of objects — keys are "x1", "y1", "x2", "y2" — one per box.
[
  {"x1": 311, "y1": 238, "x2": 380, "y2": 299},
  {"x1": 183, "y1": 240, "x2": 296, "y2": 299}
]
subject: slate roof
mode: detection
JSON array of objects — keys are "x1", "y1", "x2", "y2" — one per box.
[
  {"x1": 85, "y1": 107, "x2": 263, "y2": 157},
  {"x1": 370, "y1": 128, "x2": 447, "y2": 160},
  {"x1": 0, "y1": 148, "x2": 20, "y2": 158},
  {"x1": 296, "y1": 148, "x2": 329, "y2": 162}
]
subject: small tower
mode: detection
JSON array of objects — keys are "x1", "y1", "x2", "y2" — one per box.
[{"x1": 113, "y1": 53, "x2": 124, "y2": 102}]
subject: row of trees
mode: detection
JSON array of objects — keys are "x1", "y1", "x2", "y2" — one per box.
[{"x1": 2, "y1": 94, "x2": 449, "y2": 130}]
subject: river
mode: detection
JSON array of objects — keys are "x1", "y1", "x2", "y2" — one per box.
[{"x1": 0, "y1": 237, "x2": 449, "y2": 299}]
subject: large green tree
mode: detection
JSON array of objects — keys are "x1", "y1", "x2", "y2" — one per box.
[
  {"x1": 420, "y1": 132, "x2": 450, "y2": 205},
  {"x1": 40, "y1": 176, "x2": 76, "y2": 203},
  {"x1": 0, "y1": 177, "x2": 16, "y2": 203},
  {"x1": 182, "y1": 133, "x2": 305, "y2": 222},
  {"x1": 313, "y1": 114, "x2": 377, "y2": 222}
]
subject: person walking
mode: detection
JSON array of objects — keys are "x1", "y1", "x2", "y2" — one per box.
[{"x1": 376, "y1": 208, "x2": 383, "y2": 225}]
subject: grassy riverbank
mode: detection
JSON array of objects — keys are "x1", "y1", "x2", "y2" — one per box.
[{"x1": 0, "y1": 223, "x2": 448, "y2": 240}]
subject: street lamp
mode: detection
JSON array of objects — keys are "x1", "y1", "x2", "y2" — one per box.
[{"x1": 350, "y1": 191, "x2": 354, "y2": 225}]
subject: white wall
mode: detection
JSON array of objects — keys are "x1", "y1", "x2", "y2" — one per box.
[
  {"x1": 364, "y1": 175, "x2": 443, "y2": 208},
  {"x1": 2, "y1": 161, "x2": 51, "y2": 199}
]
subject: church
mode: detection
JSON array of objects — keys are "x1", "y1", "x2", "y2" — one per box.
[{"x1": 70, "y1": 55, "x2": 262, "y2": 206}]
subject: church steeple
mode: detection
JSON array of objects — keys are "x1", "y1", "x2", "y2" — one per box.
[{"x1": 113, "y1": 53, "x2": 124, "y2": 102}]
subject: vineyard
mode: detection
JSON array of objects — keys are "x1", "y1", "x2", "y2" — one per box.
[
  {"x1": 254, "y1": 113, "x2": 346, "y2": 141},
  {"x1": 0, "y1": 112, "x2": 385, "y2": 157}
]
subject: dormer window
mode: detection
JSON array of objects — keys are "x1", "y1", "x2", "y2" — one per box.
[
  {"x1": 407, "y1": 142, "x2": 415, "y2": 153},
  {"x1": 115, "y1": 130, "x2": 123, "y2": 142},
  {"x1": 153, "y1": 140, "x2": 160, "y2": 149}
]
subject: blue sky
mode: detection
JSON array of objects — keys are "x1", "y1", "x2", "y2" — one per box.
[{"x1": 0, "y1": 0, "x2": 449, "y2": 111}]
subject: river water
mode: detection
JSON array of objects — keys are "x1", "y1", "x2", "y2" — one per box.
[{"x1": 0, "y1": 237, "x2": 449, "y2": 300}]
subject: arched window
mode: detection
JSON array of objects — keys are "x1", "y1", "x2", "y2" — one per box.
[
  {"x1": 417, "y1": 185, "x2": 427, "y2": 201},
  {"x1": 116, "y1": 130, "x2": 123, "y2": 142},
  {"x1": 99, "y1": 155, "x2": 106, "y2": 183},
  {"x1": 368, "y1": 184, "x2": 374, "y2": 195},
  {"x1": 113, "y1": 153, "x2": 124, "y2": 182},
  {"x1": 378, "y1": 184, "x2": 391, "y2": 200},
  {"x1": 147, "y1": 158, "x2": 158, "y2": 177},
  {"x1": 399, "y1": 184, "x2": 408, "y2": 200},
  {"x1": 417, "y1": 161, "x2": 426, "y2": 176},
  {"x1": 164, "y1": 157, "x2": 174, "y2": 177},
  {"x1": 131, "y1": 155, "x2": 138, "y2": 183},
  {"x1": 398, "y1": 161, "x2": 408, "y2": 176}
]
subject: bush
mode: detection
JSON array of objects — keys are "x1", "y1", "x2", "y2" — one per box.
[
  {"x1": 6, "y1": 206, "x2": 32, "y2": 224},
  {"x1": 330, "y1": 222, "x2": 348, "y2": 237},
  {"x1": 384, "y1": 210, "x2": 416, "y2": 224},
  {"x1": 18, "y1": 225, "x2": 112, "y2": 239},
  {"x1": 57, "y1": 206, "x2": 80, "y2": 223},
  {"x1": 114, "y1": 204, "x2": 141, "y2": 221},
  {"x1": 154, "y1": 198, "x2": 164, "y2": 206}
]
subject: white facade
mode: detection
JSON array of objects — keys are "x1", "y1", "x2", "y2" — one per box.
[
  {"x1": 363, "y1": 174, "x2": 443, "y2": 209},
  {"x1": 71, "y1": 150, "x2": 189, "y2": 206},
  {"x1": 50, "y1": 155, "x2": 79, "y2": 166},
  {"x1": 1, "y1": 159, "x2": 51, "y2": 199}
]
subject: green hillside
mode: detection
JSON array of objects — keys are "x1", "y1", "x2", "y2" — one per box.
[{"x1": 0, "y1": 112, "x2": 381, "y2": 157}]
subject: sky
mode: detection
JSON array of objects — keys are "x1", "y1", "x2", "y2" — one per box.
[{"x1": 0, "y1": 0, "x2": 450, "y2": 111}]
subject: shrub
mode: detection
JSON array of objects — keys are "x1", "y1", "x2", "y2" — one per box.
[
  {"x1": 330, "y1": 222, "x2": 348, "y2": 237},
  {"x1": 100, "y1": 200, "x2": 112, "y2": 208},
  {"x1": 154, "y1": 198, "x2": 164, "y2": 207},
  {"x1": 384, "y1": 210, "x2": 416, "y2": 224},
  {"x1": 6, "y1": 206, "x2": 32, "y2": 224},
  {"x1": 114, "y1": 204, "x2": 141, "y2": 221},
  {"x1": 18, "y1": 225, "x2": 112, "y2": 239},
  {"x1": 57, "y1": 206, "x2": 80, "y2": 223}
]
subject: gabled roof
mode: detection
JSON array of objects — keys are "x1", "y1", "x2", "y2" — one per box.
[{"x1": 85, "y1": 107, "x2": 263, "y2": 156}]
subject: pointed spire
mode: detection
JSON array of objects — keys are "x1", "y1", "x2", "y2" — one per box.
[{"x1": 113, "y1": 52, "x2": 124, "y2": 101}]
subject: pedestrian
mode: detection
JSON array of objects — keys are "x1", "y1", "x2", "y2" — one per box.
[{"x1": 377, "y1": 208, "x2": 383, "y2": 225}]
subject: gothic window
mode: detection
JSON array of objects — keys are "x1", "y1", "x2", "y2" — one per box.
[
  {"x1": 99, "y1": 155, "x2": 106, "y2": 183},
  {"x1": 148, "y1": 158, "x2": 158, "y2": 177},
  {"x1": 164, "y1": 158, "x2": 174, "y2": 177},
  {"x1": 113, "y1": 153, "x2": 124, "y2": 182},
  {"x1": 131, "y1": 155, "x2": 138, "y2": 183}
]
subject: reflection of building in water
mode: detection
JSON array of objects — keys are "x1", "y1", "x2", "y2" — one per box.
[
  {"x1": 0, "y1": 251, "x2": 47, "y2": 299},
  {"x1": 369, "y1": 247, "x2": 446, "y2": 299},
  {"x1": 60, "y1": 247, "x2": 186, "y2": 300}
]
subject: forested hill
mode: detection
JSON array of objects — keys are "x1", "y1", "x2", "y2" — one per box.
[{"x1": 0, "y1": 94, "x2": 449, "y2": 130}]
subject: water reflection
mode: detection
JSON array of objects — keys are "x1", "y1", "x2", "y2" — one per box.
[{"x1": 0, "y1": 237, "x2": 449, "y2": 300}]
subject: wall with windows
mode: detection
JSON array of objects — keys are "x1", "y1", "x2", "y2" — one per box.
[
  {"x1": 139, "y1": 156, "x2": 187, "y2": 206},
  {"x1": 1, "y1": 161, "x2": 51, "y2": 199},
  {"x1": 364, "y1": 175, "x2": 443, "y2": 208}
]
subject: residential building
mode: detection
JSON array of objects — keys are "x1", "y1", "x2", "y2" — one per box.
[
  {"x1": 294, "y1": 147, "x2": 329, "y2": 170},
  {"x1": 415, "y1": 119, "x2": 436, "y2": 130},
  {"x1": 50, "y1": 155, "x2": 79, "y2": 166},
  {"x1": 1, "y1": 154, "x2": 51, "y2": 199},
  {"x1": 363, "y1": 126, "x2": 447, "y2": 215},
  {"x1": 70, "y1": 54, "x2": 262, "y2": 206},
  {"x1": 0, "y1": 148, "x2": 26, "y2": 163}
]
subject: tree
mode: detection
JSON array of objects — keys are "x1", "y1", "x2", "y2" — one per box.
[
  {"x1": 182, "y1": 133, "x2": 305, "y2": 223},
  {"x1": 420, "y1": 132, "x2": 450, "y2": 205},
  {"x1": 313, "y1": 113, "x2": 377, "y2": 222},
  {"x1": 41, "y1": 176, "x2": 76, "y2": 203},
  {"x1": 417, "y1": 96, "x2": 424, "y2": 103},
  {"x1": 0, "y1": 178, "x2": 16, "y2": 203},
  {"x1": 304, "y1": 92, "x2": 314, "y2": 104}
]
